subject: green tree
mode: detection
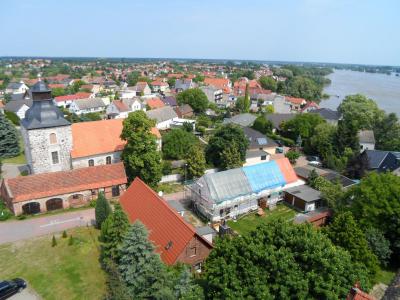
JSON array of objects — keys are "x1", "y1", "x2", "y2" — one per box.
[
  {"x1": 104, "y1": 260, "x2": 131, "y2": 300},
  {"x1": 204, "y1": 220, "x2": 370, "y2": 299},
  {"x1": 243, "y1": 83, "x2": 250, "y2": 113},
  {"x1": 185, "y1": 145, "x2": 206, "y2": 179},
  {"x1": 220, "y1": 142, "x2": 243, "y2": 170},
  {"x1": 100, "y1": 203, "x2": 130, "y2": 262},
  {"x1": 176, "y1": 88, "x2": 208, "y2": 113},
  {"x1": 373, "y1": 112, "x2": 400, "y2": 151},
  {"x1": 162, "y1": 129, "x2": 198, "y2": 160},
  {"x1": 338, "y1": 94, "x2": 383, "y2": 130},
  {"x1": 173, "y1": 266, "x2": 204, "y2": 299},
  {"x1": 344, "y1": 172, "x2": 400, "y2": 261},
  {"x1": 51, "y1": 87, "x2": 66, "y2": 97},
  {"x1": 286, "y1": 76, "x2": 322, "y2": 102},
  {"x1": 252, "y1": 115, "x2": 273, "y2": 134},
  {"x1": 121, "y1": 111, "x2": 162, "y2": 187},
  {"x1": 308, "y1": 122, "x2": 336, "y2": 160},
  {"x1": 307, "y1": 168, "x2": 319, "y2": 188},
  {"x1": 364, "y1": 227, "x2": 392, "y2": 267},
  {"x1": 167, "y1": 78, "x2": 176, "y2": 88},
  {"x1": 95, "y1": 192, "x2": 112, "y2": 229},
  {"x1": 281, "y1": 113, "x2": 325, "y2": 143},
  {"x1": 127, "y1": 71, "x2": 140, "y2": 86},
  {"x1": 235, "y1": 96, "x2": 249, "y2": 113},
  {"x1": 206, "y1": 124, "x2": 249, "y2": 167},
  {"x1": 0, "y1": 113, "x2": 20, "y2": 158},
  {"x1": 118, "y1": 221, "x2": 172, "y2": 298},
  {"x1": 285, "y1": 149, "x2": 300, "y2": 164},
  {"x1": 335, "y1": 119, "x2": 360, "y2": 154},
  {"x1": 324, "y1": 212, "x2": 379, "y2": 276},
  {"x1": 259, "y1": 76, "x2": 277, "y2": 91}
]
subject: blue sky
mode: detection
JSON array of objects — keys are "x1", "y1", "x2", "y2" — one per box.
[{"x1": 1, "y1": 0, "x2": 399, "y2": 65}]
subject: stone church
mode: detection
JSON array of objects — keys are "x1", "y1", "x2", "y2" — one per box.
[{"x1": 21, "y1": 80, "x2": 161, "y2": 175}]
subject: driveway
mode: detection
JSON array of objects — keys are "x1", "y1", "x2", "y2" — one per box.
[{"x1": 0, "y1": 209, "x2": 95, "y2": 245}]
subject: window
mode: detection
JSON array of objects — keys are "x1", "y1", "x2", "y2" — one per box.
[
  {"x1": 49, "y1": 133, "x2": 57, "y2": 144},
  {"x1": 51, "y1": 151, "x2": 59, "y2": 164},
  {"x1": 261, "y1": 155, "x2": 267, "y2": 161},
  {"x1": 91, "y1": 190, "x2": 96, "y2": 196},
  {"x1": 88, "y1": 159, "x2": 94, "y2": 167},
  {"x1": 194, "y1": 262, "x2": 202, "y2": 273},
  {"x1": 106, "y1": 156, "x2": 112, "y2": 165},
  {"x1": 112, "y1": 185, "x2": 120, "y2": 197},
  {"x1": 188, "y1": 246, "x2": 197, "y2": 257}
]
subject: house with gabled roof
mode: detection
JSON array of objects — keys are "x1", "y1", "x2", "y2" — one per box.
[
  {"x1": 69, "y1": 98, "x2": 106, "y2": 115},
  {"x1": 120, "y1": 178, "x2": 213, "y2": 270}
]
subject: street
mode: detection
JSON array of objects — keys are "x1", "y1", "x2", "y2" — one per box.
[{"x1": 0, "y1": 209, "x2": 95, "y2": 245}]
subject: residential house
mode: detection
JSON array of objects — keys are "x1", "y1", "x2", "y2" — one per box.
[
  {"x1": 190, "y1": 158, "x2": 303, "y2": 222},
  {"x1": 363, "y1": 150, "x2": 400, "y2": 172},
  {"x1": 273, "y1": 95, "x2": 291, "y2": 114},
  {"x1": 5, "y1": 81, "x2": 29, "y2": 94},
  {"x1": 242, "y1": 126, "x2": 278, "y2": 155},
  {"x1": 69, "y1": 98, "x2": 106, "y2": 115},
  {"x1": 358, "y1": 130, "x2": 375, "y2": 151},
  {"x1": 54, "y1": 92, "x2": 93, "y2": 108},
  {"x1": 70, "y1": 119, "x2": 161, "y2": 169},
  {"x1": 175, "y1": 79, "x2": 195, "y2": 92},
  {"x1": 301, "y1": 101, "x2": 320, "y2": 113},
  {"x1": 294, "y1": 166, "x2": 357, "y2": 189},
  {"x1": 146, "y1": 97, "x2": 165, "y2": 110},
  {"x1": 245, "y1": 150, "x2": 270, "y2": 166},
  {"x1": 310, "y1": 108, "x2": 340, "y2": 125},
  {"x1": 120, "y1": 178, "x2": 213, "y2": 270},
  {"x1": 285, "y1": 96, "x2": 307, "y2": 111},
  {"x1": 174, "y1": 104, "x2": 194, "y2": 118},
  {"x1": 151, "y1": 80, "x2": 169, "y2": 93},
  {"x1": 204, "y1": 78, "x2": 231, "y2": 93},
  {"x1": 106, "y1": 98, "x2": 144, "y2": 119},
  {"x1": 266, "y1": 113, "x2": 297, "y2": 133},
  {"x1": 200, "y1": 86, "x2": 223, "y2": 104},
  {"x1": 223, "y1": 113, "x2": 257, "y2": 127},
  {"x1": 146, "y1": 106, "x2": 179, "y2": 130},
  {"x1": 134, "y1": 81, "x2": 151, "y2": 96},
  {"x1": 0, "y1": 163, "x2": 127, "y2": 216},
  {"x1": 120, "y1": 88, "x2": 137, "y2": 99},
  {"x1": 284, "y1": 185, "x2": 322, "y2": 212},
  {"x1": 162, "y1": 96, "x2": 178, "y2": 107},
  {"x1": 4, "y1": 99, "x2": 32, "y2": 119}
]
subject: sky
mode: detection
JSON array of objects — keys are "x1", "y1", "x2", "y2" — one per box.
[{"x1": 1, "y1": 0, "x2": 400, "y2": 66}]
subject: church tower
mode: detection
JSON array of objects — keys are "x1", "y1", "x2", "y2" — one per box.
[{"x1": 21, "y1": 79, "x2": 73, "y2": 174}]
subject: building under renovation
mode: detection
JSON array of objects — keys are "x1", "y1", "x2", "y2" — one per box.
[{"x1": 190, "y1": 158, "x2": 304, "y2": 222}]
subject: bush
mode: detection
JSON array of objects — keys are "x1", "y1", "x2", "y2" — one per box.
[
  {"x1": 285, "y1": 150, "x2": 300, "y2": 164},
  {"x1": 68, "y1": 235, "x2": 74, "y2": 246},
  {"x1": 52, "y1": 235, "x2": 57, "y2": 247},
  {"x1": 17, "y1": 214, "x2": 26, "y2": 220},
  {"x1": 162, "y1": 160, "x2": 172, "y2": 175},
  {"x1": 196, "y1": 126, "x2": 206, "y2": 136},
  {"x1": 267, "y1": 133, "x2": 295, "y2": 147},
  {"x1": 0, "y1": 201, "x2": 12, "y2": 221},
  {"x1": 4, "y1": 111, "x2": 20, "y2": 126},
  {"x1": 62, "y1": 230, "x2": 67, "y2": 238}
]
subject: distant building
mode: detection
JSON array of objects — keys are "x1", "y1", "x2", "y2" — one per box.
[
  {"x1": 5, "y1": 81, "x2": 29, "y2": 94},
  {"x1": 106, "y1": 98, "x2": 144, "y2": 119},
  {"x1": 358, "y1": 130, "x2": 375, "y2": 151},
  {"x1": 69, "y1": 98, "x2": 106, "y2": 115},
  {"x1": 146, "y1": 106, "x2": 179, "y2": 130}
]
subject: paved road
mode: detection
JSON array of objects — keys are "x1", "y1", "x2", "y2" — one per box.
[
  {"x1": 1, "y1": 163, "x2": 28, "y2": 179},
  {"x1": 0, "y1": 209, "x2": 95, "y2": 245}
]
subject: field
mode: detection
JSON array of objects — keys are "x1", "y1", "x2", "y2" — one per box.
[
  {"x1": 0, "y1": 227, "x2": 106, "y2": 300},
  {"x1": 227, "y1": 204, "x2": 297, "y2": 235}
]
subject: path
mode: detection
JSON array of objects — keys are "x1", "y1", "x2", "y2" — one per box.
[
  {"x1": 1, "y1": 163, "x2": 28, "y2": 179},
  {"x1": 0, "y1": 209, "x2": 94, "y2": 245}
]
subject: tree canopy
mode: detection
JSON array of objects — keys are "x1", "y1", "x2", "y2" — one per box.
[
  {"x1": 206, "y1": 124, "x2": 249, "y2": 168},
  {"x1": 252, "y1": 115, "x2": 273, "y2": 134},
  {"x1": 95, "y1": 192, "x2": 112, "y2": 229},
  {"x1": 204, "y1": 220, "x2": 370, "y2": 299},
  {"x1": 121, "y1": 111, "x2": 162, "y2": 187},
  {"x1": 0, "y1": 113, "x2": 20, "y2": 158},
  {"x1": 281, "y1": 113, "x2": 325, "y2": 142},
  {"x1": 162, "y1": 129, "x2": 199, "y2": 160},
  {"x1": 258, "y1": 76, "x2": 277, "y2": 91},
  {"x1": 176, "y1": 88, "x2": 208, "y2": 113},
  {"x1": 285, "y1": 76, "x2": 322, "y2": 102},
  {"x1": 186, "y1": 145, "x2": 206, "y2": 179}
]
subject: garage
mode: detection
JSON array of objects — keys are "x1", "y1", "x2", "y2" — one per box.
[
  {"x1": 22, "y1": 202, "x2": 41, "y2": 215},
  {"x1": 46, "y1": 198, "x2": 63, "y2": 211}
]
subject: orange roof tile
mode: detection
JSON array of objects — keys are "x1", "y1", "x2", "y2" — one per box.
[
  {"x1": 71, "y1": 119, "x2": 160, "y2": 158},
  {"x1": 54, "y1": 92, "x2": 92, "y2": 102},
  {"x1": 286, "y1": 96, "x2": 307, "y2": 105},
  {"x1": 4, "y1": 163, "x2": 127, "y2": 203},
  {"x1": 147, "y1": 98, "x2": 165, "y2": 109},
  {"x1": 120, "y1": 178, "x2": 212, "y2": 265},
  {"x1": 275, "y1": 157, "x2": 299, "y2": 183},
  {"x1": 48, "y1": 83, "x2": 66, "y2": 89},
  {"x1": 204, "y1": 78, "x2": 231, "y2": 93},
  {"x1": 112, "y1": 100, "x2": 130, "y2": 112}
]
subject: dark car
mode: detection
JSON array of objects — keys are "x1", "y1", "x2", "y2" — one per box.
[{"x1": 0, "y1": 278, "x2": 27, "y2": 300}]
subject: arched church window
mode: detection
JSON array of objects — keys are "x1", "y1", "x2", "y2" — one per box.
[{"x1": 50, "y1": 133, "x2": 57, "y2": 144}]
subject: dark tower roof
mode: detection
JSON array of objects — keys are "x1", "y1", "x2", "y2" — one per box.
[{"x1": 21, "y1": 80, "x2": 70, "y2": 130}]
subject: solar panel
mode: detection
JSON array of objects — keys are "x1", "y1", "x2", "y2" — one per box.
[{"x1": 257, "y1": 138, "x2": 268, "y2": 145}]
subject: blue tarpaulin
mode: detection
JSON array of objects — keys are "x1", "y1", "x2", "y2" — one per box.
[{"x1": 242, "y1": 161, "x2": 286, "y2": 193}]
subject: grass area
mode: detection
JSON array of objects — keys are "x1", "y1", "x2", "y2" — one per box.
[
  {"x1": 2, "y1": 133, "x2": 27, "y2": 164},
  {"x1": 156, "y1": 182, "x2": 185, "y2": 194},
  {"x1": 374, "y1": 267, "x2": 397, "y2": 285},
  {"x1": 0, "y1": 227, "x2": 106, "y2": 300},
  {"x1": 227, "y1": 204, "x2": 297, "y2": 236}
]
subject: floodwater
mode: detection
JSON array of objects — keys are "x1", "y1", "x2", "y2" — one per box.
[{"x1": 321, "y1": 69, "x2": 400, "y2": 115}]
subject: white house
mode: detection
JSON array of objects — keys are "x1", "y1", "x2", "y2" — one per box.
[
  {"x1": 4, "y1": 100, "x2": 32, "y2": 119},
  {"x1": 146, "y1": 106, "x2": 178, "y2": 130},
  {"x1": 358, "y1": 130, "x2": 376, "y2": 151},
  {"x1": 5, "y1": 81, "x2": 29, "y2": 94},
  {"x1": 69, "y1": 98, "x2": 106, "y2": 115},
  {"x1": 106, "y1": 98, "x2": 144, "y2": 119}
]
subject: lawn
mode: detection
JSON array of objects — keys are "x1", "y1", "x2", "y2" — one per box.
[
  {"x1": 374, "y1": 267, "x2": 397, "y2": 285},
  {"x1": 156, "y1": 182, "x2": 185, "y2": 194},
  {"x1": 228, "y1": 203, "x2": 297, "y2": 235},
  {"x1": 0, "y1": 227, "x2": 106, "y2": 300}
]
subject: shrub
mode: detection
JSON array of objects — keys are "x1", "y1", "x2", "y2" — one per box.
[
  {"x1": 62, "y1": 230, "x2": 67, "y2": 238},
  {"x1": 52, "y1": 235, "x2": 57, "y2": 247},
  {"x1": 4, "y1": 111, "x2": 20, "y2": 126},
  {"x1": 68, "y1": 235, "x2": 74, "y2": 246}
]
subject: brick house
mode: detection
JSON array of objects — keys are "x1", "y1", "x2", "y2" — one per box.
[
  {"x1": 120, "y1": 178, "x2": 213, "y2": 271},
  {"x1": 1, "y1": 163, "x2": 127, "y2": 215}
]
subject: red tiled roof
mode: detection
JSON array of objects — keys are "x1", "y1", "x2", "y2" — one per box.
[
  {"x1": 112, "y1": 100, "x2": 130, "y2": 112},
  {"x1": 204, "y1": 78, "x2": 231, "y2": 93},
  {"x1": 120, "y1": 178, "x2": 212, "y2": 265},
  {"x1": 4, "y1": 163, "x2": 127, "y2": 203},
  {"x1": 346, "y1": 283, "x2": 375, "y2": 300},
  {"x1": 71, "y1": 119, "x2": 159, "y2": 158},
  {"x1": 48, "y1": 84, "x2": 66, "y2": 89},
  {"x1": 286, "y1": 96, "x2": 307, "y2": 105},
  {"x1": 151, "y1": 80, "x2": 168, "y2": 86},
  {"x1": 147, "y1": 98, "x2": 165, "y2": 109},
  {"x1": 168, "y1": 73, "x2": 184, "y2": 79},
  {"x1": 275, "y1": 157, "x2": 299, "y2": 183},
  {"x1": 54, "y1": 92, "x2": 92, "y2": 102}
]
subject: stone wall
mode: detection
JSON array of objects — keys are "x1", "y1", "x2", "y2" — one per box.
[
  {"x1": 72, "y1": 151, "x2": 122, "y2": 169},
  {"x1": 22, "y1": 125, "x2": 73, "y2": 174}
]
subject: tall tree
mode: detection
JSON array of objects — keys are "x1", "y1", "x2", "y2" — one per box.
[
  {"x1": 100, "y1": 203, "x2": 130, "y2": 262},
  {"x1": 162, "y1": 129, "x2": 198, "y2": 160},
  {"x1": 373, "y1": 112, "x2": 400, "y2": 151},
  {"x1": 204, "y1": 220, "x2": 370, "y2": 299},
  {"x1": 0, "y1": 113, "x2": 20, "y2": 158},
  {"x1": 95, "y1": 192, "x2": 112, "y2": 229},
  {"x1": 243, "y1": 83, "x2": 250, "y2": 113},
  {"x1": 308, "y1": 122, "x2": 336, "y2": 160},
  {"x1": 324, "y1": 212, "x2": 379, "y2": 276},
  {"x1": 281, "y1": 113, "x2": 325, "y2": 143},
  {"x1": 286, "y1": 76, "x2": 322, "y2": 102},
  {"x1": 176, "y1": 88, "x2": 208, "y2": 113},
  {"x1": 206, "y1": 124, "x2": 249, "y2": 167},
  {"x1": 185, "y1": 145, "x2": 206, "y2": 179},
  {"x1": 121, "y1": 111, "x2": 162, "y2": 187},
  {"x1": 364, "y1": 227, "x2": 392, "y2": 267},
  {"x1": 335, "y1": 119, "x2": 359, "y2": 154},
  {"x1": 258, "y1": 76, "x2": 277, "y2": 91},
  {"x1": 118, "y1": 221, "x2": 172, "y2": 299},
  {"x1": 220, "y1": 142, "x2": 243, "y2": 170},
  {"x1": 252, "y1": 115, "x2": 273, "y2": 134}
]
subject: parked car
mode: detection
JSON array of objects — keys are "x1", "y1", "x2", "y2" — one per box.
[
  {"x1": 0, "y1": 278, "x2": 27, "y2": 300},
  {"x1": 308, "y1": 160, "x2": 322, "y2": 167},
  {"x1": 306, "y1": 155, "x2": 320, "y2": 162}
]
